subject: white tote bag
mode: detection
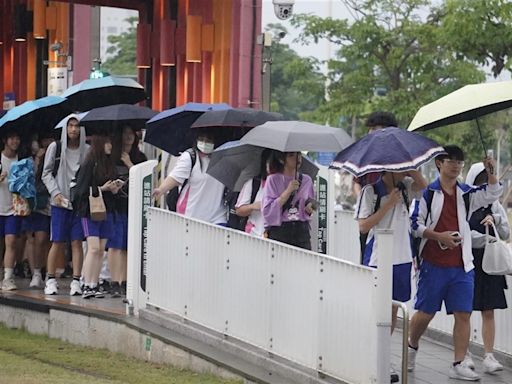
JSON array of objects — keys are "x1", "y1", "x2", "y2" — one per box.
[{"x1": 482, "y1": 222, "x2": 512, "y2": 275}]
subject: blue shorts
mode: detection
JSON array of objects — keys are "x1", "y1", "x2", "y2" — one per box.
[
  {"x1": 22, "y1": 212, "x2": 50, "y2": 233},
  {"x1": 414, "y1": 260, "x2": 474, "y2": 314},
  {"x1": 107, "y1": 213, "x2": 128, "y2": 250},
  {"x1": 82, "y1": 213, "x2": 114, "y2": 239},
  {"x1": 50, "y1": 206, "x2": 84, "y2": 242},
  {"x1": 365, "y1": 261, "x2": 412, "y2": 302},
  {"x1": 0, "y1": 215, "x2": 22, "y2": 236}
]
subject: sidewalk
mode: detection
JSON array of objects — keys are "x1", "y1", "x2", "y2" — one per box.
[{"x1": 391, "y1": 331, "x2": 512, "y2": 383}]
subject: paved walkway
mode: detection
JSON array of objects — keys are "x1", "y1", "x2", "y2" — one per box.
[{"x1": 391, "y1": 331, "x2": 512, "y2": 383}]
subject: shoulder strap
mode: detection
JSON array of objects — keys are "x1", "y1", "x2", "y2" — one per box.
[
  {"x1": 250, "y1": 177, "x2": 261, "y2": 204},
  {"x1": 52, "y1": 141, "x2": 62, "y2": 177},
  {"x1": 180, "y1": 149, "x2": 197, "y2": 191},
  {"x1": 425, "y1": 189, "x2": 435, "y2": 222},
  {"x1": 463, "y1": 192, "x2": 470, "y2": 220},
  {"x1": 372, "y1": 184, "x2": 382, "y2": 214}
]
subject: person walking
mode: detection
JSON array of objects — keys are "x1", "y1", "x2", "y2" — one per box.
[
  {"x1": 463, "y1": 162, "x2": 509, "y2": 374},
  {"x1": 0, "y1": 131, "x2": 22, "y2": 290},
  {"x1": 42, "y1": 115, "x2": 89, "y2": 296},
  {"x1": 262, "y1": 151, "x2": 316, "y2": 250},
  {"x1": 408, "y1": 146, "x2": 502, "y2": 381}
]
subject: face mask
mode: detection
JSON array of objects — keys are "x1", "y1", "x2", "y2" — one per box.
[{"x1": 197, "y1": 140, "x2": 214, "y2": 154}]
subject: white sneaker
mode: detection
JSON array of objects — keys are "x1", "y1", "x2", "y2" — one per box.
[
  {"x1": 408, "y1": 346, "x2": 418, "y2": 372},
  {"x1": 29, "y1": 274, "x2": 43, "y2": 288},
  {"x1": 1, "y1": 277, "x2": 17, "y2": 291},
  {"x1": 463, "y1": 353, "x2": 475, "y2": 370},
  {"x1": 483, "y1": 354, "x2": 503, "y2": 374},
  {"x1": 44, "y1": 278, "x2": 58, "y2": 295},
  {"x1": 69, "y1": 280, "x2": 82, "y2": 296},
  {"x1": 449, "y1": 362, "x2": 481, "y2": 381}
]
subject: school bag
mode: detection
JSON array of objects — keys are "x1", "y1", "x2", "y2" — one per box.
[
  {"x1": 166, "y1": 148, "x2": 196, "y2": 211},
  {"x1": 226, "y1": 177, "x2": 261, "y2": 231}
]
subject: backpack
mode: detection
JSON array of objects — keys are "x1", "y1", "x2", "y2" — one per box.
[
  {"x1": 52, "y1": 141, "x2": 62, "y2": 177},
  {"x1": 226, "y1": 177, "x2": 261, "y2": 231},
  {"x1": 166, "y1": 148, "x2": 197, "y2": 211}
]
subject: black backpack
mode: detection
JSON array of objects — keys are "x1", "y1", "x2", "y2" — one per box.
[
  {"x1": 166, "y1": 148, "x2": 197, "y2": 211},
  {"x1": 226, "y1": 177, "x2": 261, "y2": 231}
]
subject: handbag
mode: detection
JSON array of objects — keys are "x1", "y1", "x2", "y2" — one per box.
[
  {"x1": 482, "y1": 221, "x2": 512, "y2": 275},
  {"x1": 89, "y1": 187, "x2": 106, "y2": 222}
]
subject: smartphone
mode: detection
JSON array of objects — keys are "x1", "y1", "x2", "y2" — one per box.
[
  {"x1": 438, "y1": 231, "x2": 462, "y2": 250},
  {"x1": 114, "y1": 179, "x2": 125, "y2": 186}
]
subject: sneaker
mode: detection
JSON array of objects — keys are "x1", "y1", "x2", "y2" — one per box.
[
  {"x1": 408, "y1": 346, "x2": 418, "y2": 372},
  {"x1": 69, "y1": 280, "x2": 82, "y2": 296},
  {"x1": 29, "y1": 274, "x2": 43, "y2": 288},
  {"x1": 390, "y1": 366, "x2": 399, "y2": 383},
  {"x1": 110, "y1": 282, "x2": 121, "y2": 298},
  {"x1": 1, "y1": 277, "x2": 17, "y2": 291},
  {"x1": 94, "y1": 286, "x2": 105, "y2": 298},
  {"x1": 82, "y1": 286, "x2": 95, "y2": 299},
  {"x1": 449, "y1": 362, "x2": 480, "y2": 381},
  {"x1": 463, "y1": 353, "x2": 475, "y2": 370},
  {"x1": 483, "y1": 354, "x2": 503, "y2": 374},
  {"x1": 44, "y1": 278, "x2": 58, "y2": 295}
]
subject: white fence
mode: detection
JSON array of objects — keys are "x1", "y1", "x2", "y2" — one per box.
[{"x1": 145, "y1": 207, "x2": 385, "y2": 383}]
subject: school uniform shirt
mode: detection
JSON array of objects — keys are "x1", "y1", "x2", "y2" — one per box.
[
  {"x1": 355, "y1": 177, "x2": 419, "y2": 267},
  {"x1": 0, "y1": 153, "x2": 18, "y2": 216},
  {"x1": 235, "y1": 178, "x2": 264, "y2": 236},
  {"x1": 169, "y1": 150, "x2": 227, "y2": 225}
]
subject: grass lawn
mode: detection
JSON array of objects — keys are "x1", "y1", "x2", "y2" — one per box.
[{"x1": 0, "y1": 325, "x2": 242, "y2": 384}]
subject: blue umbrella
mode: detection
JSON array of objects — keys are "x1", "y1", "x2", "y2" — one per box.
[
  {"x1": 0, "y1": 96, "x2": 72, "y2": 137},
  {"x1": 330, "y1": 127, "x2": 445, "y2": 177},
  {"x1": 62, "y1": 76, "x2": 146, "y2": 112},
  {"x1": 145, "y1": 102, "x2": 231, "y2": 155}
]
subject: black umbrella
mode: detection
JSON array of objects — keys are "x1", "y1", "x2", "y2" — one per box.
[
  {"x1": 62, "y1": 76, "x2": 146, "y2": 112},
  {"x1": 80, "y1": 104, "x2": 158, "y2": 135},
  {"x1": 191, "y1": 108, "x2": 282, "y2": 129}
]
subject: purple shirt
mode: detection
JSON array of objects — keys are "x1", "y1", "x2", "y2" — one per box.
[{"x1": 262, "y1": 173, "x2": 315, "y2": 227}]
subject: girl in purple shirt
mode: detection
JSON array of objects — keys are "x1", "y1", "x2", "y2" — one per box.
[{"x1": 262, "y1": 151, "x2": 316, "y2": 250}]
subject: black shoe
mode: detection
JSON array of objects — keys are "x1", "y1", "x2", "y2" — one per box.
[
  {"x1": 110, "y1": 282, "x2": 121, "y2": 298},
  {"x1": 120, "y1": 281, "x2": 127, "y2": 296},
  {"x1": 82, "y1": 286, "x2": 95, "y2": 299},
  {"x1": 390, "y1": 370, "x2": 399, "y2": 383}
]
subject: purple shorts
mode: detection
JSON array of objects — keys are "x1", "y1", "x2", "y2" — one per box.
[
  {"x1": 107, "y1": 213, "x2": 128, "y2": 250},
  {"x1": 0, "y1": 215, "x2": 22, "y2": 237},
  {"x1": 82, "y1": 213, "x2": 114, "y2": 239},
  {"x1": 22, "y1": 212, "x2": 50, "y2": 233},
  {"x1": 50, "y1": 205, "x2": 84, "y2": 242}
]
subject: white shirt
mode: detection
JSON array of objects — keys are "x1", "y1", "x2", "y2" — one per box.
[
  {"x1": 355, "y1": 177, "x2": 419, "y2": 267},
  {"x1": 0, "y1": 153, "x2": 18, "y2": 216},
  {"x1": 169, "y1": 150, "x2": 227, "y2": 224},
  {"x1": 236, "y1": 178, "x2": 264, "y2": 236}
]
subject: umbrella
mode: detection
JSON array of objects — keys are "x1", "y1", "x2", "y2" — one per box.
[
  {"x1": 408, "y1": 80, "x2": 512, "y2": 156},
  {"x1": 207, "y1": 140, "x2": 319, "y2": 191},
  {"x1": 0, "y1": 96, "x2": 72, "y2": 137},
  {"x1": 62, "y1": 76, "x2": 146, "y2": 112},
  {"x1": 330, "y1": 127, "x2": 445, "y2": 177},
  {"x1": 240, "y1": 121, "x2": 353, "y2": 152},
  {"x1": 191, "y1": 108, "x2": 282, "y2": 129},
  {"x1": 55, "y1": 112, "x2": 89, "y2": 130},
  {"x1": 145, "y1": 102, "x2": 231, "y2": 155},
  {"x1": 80, "y1": 104, "x2": 158, "y2": 135}
]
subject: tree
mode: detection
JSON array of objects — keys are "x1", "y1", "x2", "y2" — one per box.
[
  {"x1": 101, "y1": 17, "x2": 138, "y2": 77},
  {"x1": 291, "y1": 0, "x2": 485, "y2": 135},
  {"x1": 266, "y1": 24, "x2": 326, "y2": 120}
]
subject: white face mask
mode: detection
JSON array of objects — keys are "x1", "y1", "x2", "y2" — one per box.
[{"x1": 197, "y1": 140, "x2": 214, "y2": 154}]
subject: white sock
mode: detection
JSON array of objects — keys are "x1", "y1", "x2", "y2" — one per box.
[
  {"x1": 4, "y1": 268, "x2": 13, "y2": 280},
  {"x1": 33, "y1": 268, "x2": 42, "y2": 276}
]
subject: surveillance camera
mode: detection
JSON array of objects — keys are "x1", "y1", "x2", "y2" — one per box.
[{"x1": 273, "y1": 0, "x2": 295, "y2": 20}]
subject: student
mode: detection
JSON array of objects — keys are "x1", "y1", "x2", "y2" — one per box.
[
  {"x1": 262, "y1": 151, "x2": 316, "y2": 250},
  {"x1": 71, "y1": 134, "x2": 120, "y2": 299},
  {"x1": 153, "y1": 129, "x2": 227, "y2": 225},
  {"x1": 0, "y1": 131, "x2": 22, "y2": 290},
  {"x1": 108, "y1": 125, "x2": 147, "y2": 297},
  {"x1": 408, "y1": 146, "x2": 502, "y2": 381},
  {"x1": 42, "y1": 115, "x2": 89, "y2": 296},
  {"x1": 464, "y1": 162, "x2": 509, "y2": 374}
]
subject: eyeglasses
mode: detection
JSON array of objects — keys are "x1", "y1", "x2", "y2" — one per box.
[{"x1": 443, "y1": 159, "x2": 465, "y2": 167}]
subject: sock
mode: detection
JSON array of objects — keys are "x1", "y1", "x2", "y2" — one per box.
[
  {"x1": 33, "y1": 268, "x2": 42, "y2": 276},
  {"x1": 47, "y1": 274, "x2": 55, "y2": 280},
  {"x1": 453, "y1": 361, "x2": 461, "y2": 367},
  {"x1": 4, "y1": 268, "x2": 14, "y2": 280},
  {"x1": 408, "y1": 343, "x2": 418, "y2": 351},
  {"x1": 72, "y1": 275, "x2": 80, "y2": 281}
]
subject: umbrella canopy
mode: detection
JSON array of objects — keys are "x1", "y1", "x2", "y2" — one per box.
[
  {"x1": 80, "y1": 104, "x2": 158, "y2": 135},
  {"x1": 408, "y1": 80, "x2": 512, "y2": 132},
  {"x1": 240, "y1": 121, "x2": 353, "y2": 152},
  {"x1": 207, "y1": 140, "x2": 319, "y2": 191},
  {"x1": 330, "y1": 127, "x2": 445, "y2": 177},
  {"x1": 55, "y1": 112, "x2": 89, "y2": 130},
  {"x1": 62, "y1": 76, "x2": 146, "y2": 112},
  {"x1": 145, "y1": 102, "x2": 231, "y2": 155},
  {"x1": 191, "y1": 108, "x2": 282, "y2": 129},
  {"x1": 0, "y1": 96, "x2": 72, "y2": 137}
]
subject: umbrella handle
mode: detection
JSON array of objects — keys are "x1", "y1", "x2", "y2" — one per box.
[{"x1": 476, "y1": 118, "x2": 494, "y2": 174}]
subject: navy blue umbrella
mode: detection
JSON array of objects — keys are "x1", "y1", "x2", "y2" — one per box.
[
  {"x1": 145, "y1": 102, "x2": 231, "y2": 155},
  {"x1": 0, "y1": 96, "x2": 72, "y2": 137},
  {"x1": 330, "y1": 127, "x2": 445, "y2": 177}
]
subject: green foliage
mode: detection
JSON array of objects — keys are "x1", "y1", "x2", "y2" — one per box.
[{"x1": 101, "y1": 17, "x2": 138, "y2": 77}]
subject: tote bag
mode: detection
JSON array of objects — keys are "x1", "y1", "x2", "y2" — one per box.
[
  {"x1": 89, "y1": 187, "x2": 106, "y2": 222},
  {"x1": 482, "y1": 222, "x2": 512, "y2": 275}
]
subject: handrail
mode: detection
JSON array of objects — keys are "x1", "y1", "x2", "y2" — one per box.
[{"x1": 393, "y1": 300, "x2": 409, "y2": 384}]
